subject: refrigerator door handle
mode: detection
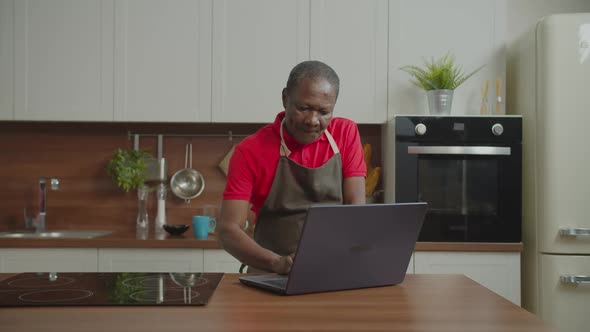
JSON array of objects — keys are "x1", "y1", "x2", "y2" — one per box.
[
  {"x1": 560, "y1": 275, "x2": 590, "y2": 284},
  {"x1": 558, "y1": 228, "x2": 590, "y2": 236},
  {"x1": 408, "y1": 146, "x2": 511, "y2": 156}
]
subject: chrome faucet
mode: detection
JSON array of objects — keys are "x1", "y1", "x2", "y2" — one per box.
[{"x1": 35, "y1": 177, "x2": 60, "y2": 232}]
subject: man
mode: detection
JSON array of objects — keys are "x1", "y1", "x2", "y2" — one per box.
[{"x1": 218, "y1": 61, "x2": 366, "y2": 274}]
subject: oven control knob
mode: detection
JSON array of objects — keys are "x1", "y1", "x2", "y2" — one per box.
[
  {"x1": 415, "y1": 123, "x2": 427, "y2": 136},
  {"x1": 491, "y1": 123, "x2": 504, "y2": 136}
]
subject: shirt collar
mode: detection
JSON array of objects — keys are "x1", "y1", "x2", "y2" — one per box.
[{"x1": 273, "y1": 111, "x2": 328, "y2": 149}]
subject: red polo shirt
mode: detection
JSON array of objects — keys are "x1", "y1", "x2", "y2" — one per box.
[{"x1": 223, "y1": 111, "x2": 366, "y2": 218}]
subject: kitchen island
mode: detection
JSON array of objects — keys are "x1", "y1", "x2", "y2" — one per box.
[{"x1": 0, "y1": 273, "x2": 553, "y2": 332}]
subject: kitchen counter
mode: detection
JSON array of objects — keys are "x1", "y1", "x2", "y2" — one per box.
[
  {"x1": 0, "y1": 230, "x2": 223, "y2": 249},
  {"x1": 0, "y1": 230, "x2": 523, "y2": 251},
  {"x1": 0, "y1": 273, "x2": 552, "y2": 332}
]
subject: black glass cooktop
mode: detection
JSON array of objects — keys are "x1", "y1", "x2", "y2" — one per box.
[{"x1": 0, "y1": 272, "x2": 224, "y2": 307}]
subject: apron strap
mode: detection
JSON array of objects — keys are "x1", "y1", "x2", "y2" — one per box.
[
  {"x1": 324, "y1": 129, "x2": 339, "y2": 154},
  {"x1": 279, "y1": 119, "x2": 339, "y2": 157},
  {"x1": 279, "y1": 119, "x2": 291, "y2": 157}
]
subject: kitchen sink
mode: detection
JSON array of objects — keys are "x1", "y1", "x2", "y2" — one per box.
[{"x1": 0, "y1": 230, "x2": 112, "y2": 239}]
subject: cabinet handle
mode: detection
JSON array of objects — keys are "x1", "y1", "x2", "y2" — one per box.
[
  {"x1": 407, "y1": 146, "x2": 511, "y2": 156},
  {"x1": 559, "y1": 228, "x2": 590, "y2": 236},
  {"x1": 560, "y1": 275, "x2": 590, "y2": 284}
]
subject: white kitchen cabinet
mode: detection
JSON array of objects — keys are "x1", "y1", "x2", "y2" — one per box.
[
  {"x1": 414, "y1": 251, "x2": 520, "y2": 305},
  {"x1": 13, "y1": 0, "x2": 114, "y2": 121},
  {"x1": 406, "y1": 253, "x2": 414, "y2": 274},
  {"x1": 203, "y1": 249, "x2": 242, "y2": 273},
  {"x1": 310, "y1": 0, "x2": 388, "y2": 124},
  {"x1": 211, "y1": 0, "x2": 310, "y2": 123},
  {"x1": 0, "y1": 0, "x2": 14, "y2": 120},
  {"x1": 113, "y1": 0, "x2": 212, "y2": 122},
  {"x1": 98, "y1": 248, "x2": 204, "y2": 273},
  {"x1": 204, "y1": 249, "x2": 409, "y2": 274},
  {"x1": 0, "y1": 248, "x2": 98, "y2": 272}
]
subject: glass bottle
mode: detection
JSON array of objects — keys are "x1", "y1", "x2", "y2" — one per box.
[
  {"x1": 155, "y1": 183, "x2": 167, "y2": 236},
  {"x1": 136, "y1": 184, "x2": 149, "y2": 239}
]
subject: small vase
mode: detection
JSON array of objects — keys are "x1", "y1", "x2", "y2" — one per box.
[
  {"x1": 154, "y1": 183, "x2": 167, "y2": 238},
  {"x1": 427, "y1": 89, "x2": 454, "y2": 115},
  {"x1": 136, "y1": 185, "x2": 149, "y2": 239}
]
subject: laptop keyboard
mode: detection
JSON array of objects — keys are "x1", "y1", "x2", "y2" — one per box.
[{"x1": 265, "y1": 278, "x2": 288, "y2": 289}]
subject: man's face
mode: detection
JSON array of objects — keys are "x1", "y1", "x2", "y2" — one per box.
[{"x1": 282, "y1": 78, "x2": 337, "y2": 145}]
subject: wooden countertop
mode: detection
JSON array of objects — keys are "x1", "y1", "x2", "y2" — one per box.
[
  {"x1": 0, "y1": 230, "x2": 523, "y2": 251},
  {"x1": 0, "y1": 230, "x2": 223, "y2": 249},
  {"x1": 0, "y1": 273, "x2": 552, "y2": 332}
]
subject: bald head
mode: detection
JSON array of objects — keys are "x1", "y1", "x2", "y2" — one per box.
[{"x1": 285, "y1": 61, "x2": 340, "y2": 100}]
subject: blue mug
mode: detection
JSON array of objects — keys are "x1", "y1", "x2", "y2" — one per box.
[{"x1": 192, "y1": 215, "x2": 217, "y2": 239}]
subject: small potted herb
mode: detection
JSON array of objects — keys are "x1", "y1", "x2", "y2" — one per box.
[
  {"x1": 106, "y1": 148, "x2": 153, "y2": 192},
  {"x1": 400, "y1": 53, "x2": 483, "y2": 114}
]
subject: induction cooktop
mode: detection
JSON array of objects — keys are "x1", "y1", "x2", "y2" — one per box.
[{"x1": 0, "y1": 272, "x2": 224, "y2": 307}]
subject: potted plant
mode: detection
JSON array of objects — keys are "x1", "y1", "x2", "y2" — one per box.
[
  {"x1": 106, "y1": 148, "x2": 153, "y2": 192},
  {"x1": 400, "y1": 53, "x2": 483, "y2": 115}
]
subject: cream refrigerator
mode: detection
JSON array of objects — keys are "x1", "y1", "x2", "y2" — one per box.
[{"x1": 514, "y1": 13, "x2": 590, "y2": 332}]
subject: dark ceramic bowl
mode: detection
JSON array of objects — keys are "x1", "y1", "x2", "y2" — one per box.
[{"x1": 162, "y1": 224, "x2": 190, "y2": 236}]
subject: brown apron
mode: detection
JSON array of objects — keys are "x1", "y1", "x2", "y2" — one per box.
[{"x1": 243, "y1": 119, "x2": 343, "y2": 273}]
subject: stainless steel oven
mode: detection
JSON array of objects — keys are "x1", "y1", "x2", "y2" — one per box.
[{"x1": 395, "y1": 115, "x2": 522, "y2": 242}]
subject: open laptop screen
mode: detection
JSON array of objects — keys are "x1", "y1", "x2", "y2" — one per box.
[{"x1": 240, "y1": 202, "x2": 428, "y2": 295}]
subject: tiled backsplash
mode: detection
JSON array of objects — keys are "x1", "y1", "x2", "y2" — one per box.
[{"x1": 0, "y1": 121, "x2": 382, "y2": 232}]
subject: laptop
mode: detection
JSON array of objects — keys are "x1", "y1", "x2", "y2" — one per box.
[{"x1": 239, "y1": 202, "x2": 428, "y2": 295}]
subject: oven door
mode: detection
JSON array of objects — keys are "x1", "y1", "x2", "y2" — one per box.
[{"x1": 396, "y1": 143, "x2": 521, "y2": 242}]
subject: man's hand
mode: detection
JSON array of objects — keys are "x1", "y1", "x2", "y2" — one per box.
[{"x1": 270, "y1": 254, "x2": 294, "y2": 275}]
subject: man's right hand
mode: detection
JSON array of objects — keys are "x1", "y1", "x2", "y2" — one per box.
[{"x1": 270, "y1": 254, "x2": 294, "y2": 275}]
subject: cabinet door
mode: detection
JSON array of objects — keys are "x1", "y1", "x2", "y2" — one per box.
[
  {"x1": 539, "y1": 254, "x2": 590, "y2": 332},
  {"x1": 310, "y1": 0, "x2": 388, "y2": 124},
  {"x1": 114, "y1": 0, "x2": 212, "y2": 122},
  {"x1": 98, "y1": 248, "x2": 204, "y2": 272},
  {"x1": 13, "y1": 0, "x2": 114, "y2": 121},
  {"x1": 203, "y1": 249, "x2": 241, "y2": 273},
  {"x1": 0, "y1": 248, "x2": 98, "y2": 272},
  {"x1": 212, "y1": 0, "x2": 309, "y2": 123},
  {"x1": 414, "y1": 251, "x2": 520, "y2": 305},
  {"x1": 389, "y1": 0, "x2": 504, "y2": 117},
  {"x1": 0, "y1": 0, "x2": 14, "y2": 120}
]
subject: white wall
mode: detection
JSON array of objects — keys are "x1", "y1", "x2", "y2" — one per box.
[{"x1": 389, "y1": 0, "x2": 506, "y2": 118}]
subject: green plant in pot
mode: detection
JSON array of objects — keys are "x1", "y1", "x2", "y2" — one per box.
[
  {"x1": 106, "y1": 148, "x2": 153, "y2": 192},
  {"x1": 400, "y1": 53, "x2": 483, "y2": 115}
]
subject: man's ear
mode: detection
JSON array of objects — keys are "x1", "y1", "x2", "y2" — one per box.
[{"x1": 282, "y1": 88, "x2": 288, "y2": 109}]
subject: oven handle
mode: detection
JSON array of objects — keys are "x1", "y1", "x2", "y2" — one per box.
[
  {"x1": 559, "y1": 228, "x2": 590, "y2": 236},
  {"x1": 408, "y1": 146, "x2": 511, "y2": 156},
  {"x1": 560, "y1": 275, "x2": 590, "y2": 285}
]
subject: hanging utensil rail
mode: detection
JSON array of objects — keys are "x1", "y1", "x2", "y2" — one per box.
[{"x1": 128, "y1": 131, "x2": 250, "y2": 142}]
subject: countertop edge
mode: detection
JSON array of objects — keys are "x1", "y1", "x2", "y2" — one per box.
[{"x1": 0, "y1": 234, "x2": 524, "y2": 252}]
